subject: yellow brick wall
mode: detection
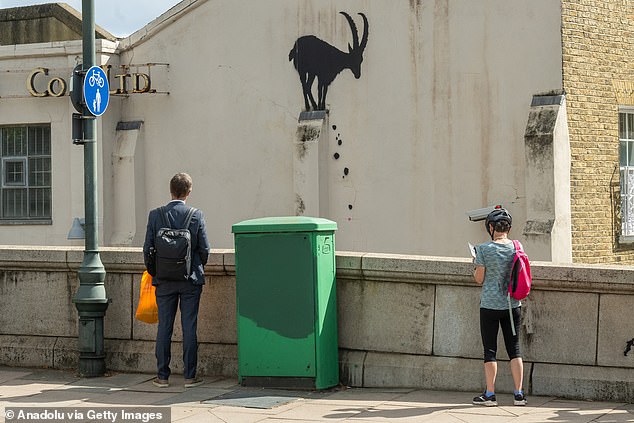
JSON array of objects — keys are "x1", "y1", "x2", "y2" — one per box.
[{"x1": 562, "y1": 0, "x2": 634, "y2": 263}]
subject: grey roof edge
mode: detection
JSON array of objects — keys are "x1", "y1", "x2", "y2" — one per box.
[
  {"x1": 0, "y1": 3, "x2": 116, "y2": 42},
  {"x1": 55, "y1": 3, "x2": 116, "y2": 41}
]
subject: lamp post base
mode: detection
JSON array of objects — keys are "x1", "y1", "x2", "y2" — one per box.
[
  {"x1": 74, "y1": 250, "x2": 109, "y2": 377},
  {"x1": 79, "y1": 353, "x2": 107, "y2": 377},
  {"x1": 75, "y1": 300, "x2": 108, "y2": 377}
]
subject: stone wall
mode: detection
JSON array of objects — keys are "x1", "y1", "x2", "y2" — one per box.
[
  {"x1": 562, "y1": 0, "x2": 634, "y2": 263},
  {"x1": 0, "y1": 246, "x2": 633, "y2": 402}
]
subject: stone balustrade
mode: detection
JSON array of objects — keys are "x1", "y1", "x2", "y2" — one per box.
[{"x1": 0, "y1": 246, "x2": 633, "y2": 401}]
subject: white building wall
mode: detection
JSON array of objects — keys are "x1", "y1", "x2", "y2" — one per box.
[{"x1": 0, "y1": 0, "x2": 563, "y2": 258}]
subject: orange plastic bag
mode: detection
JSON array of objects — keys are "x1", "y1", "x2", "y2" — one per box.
[{"x1": 135, "y1": 271, "x2": 158, "y2": 324}]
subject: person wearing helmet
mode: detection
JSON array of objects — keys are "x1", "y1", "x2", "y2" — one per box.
[{"x1": 471, "y1": 207, "x2": 526, "y2": 407}]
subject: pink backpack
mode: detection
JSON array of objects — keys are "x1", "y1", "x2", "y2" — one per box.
[{"x1": 509, "y1": 240, "x2": 531, "y2": 300}]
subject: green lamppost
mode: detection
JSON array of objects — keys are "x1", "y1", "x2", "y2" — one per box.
[{"x1": 72, "y1": 0, "x2": 109, "y2": 377}]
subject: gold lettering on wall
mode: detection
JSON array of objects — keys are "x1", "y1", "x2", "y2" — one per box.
[
  {"x1": 26, "y1": 68, "x2": 66, "y2": 97},
  {"x1": 104, "y1": 64, "x2": 155, "y2": 95},
  {"x1": 26, "y1": 68, "x2": 49, "y2": 97},
  {"x1": 48, "y1": 77, "x2": 67, "y2": 97},
  {"x1": 25, "y1": 63, "x2": 164, "y2": 97},
  {"x1": 114, "y1": 73, "x2": 130, "y2": 95},
  {"x1": 133, "y1": 73, "x2": 154, "y2": 93}
]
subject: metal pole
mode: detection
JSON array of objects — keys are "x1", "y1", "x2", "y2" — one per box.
[{"x1": 73, "y1": 0, "x2": 109, "y2": 377}]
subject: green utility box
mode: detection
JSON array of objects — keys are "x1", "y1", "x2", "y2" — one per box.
[{"x1": 232, "y1": 216, "x2": 338, "y2": 390}]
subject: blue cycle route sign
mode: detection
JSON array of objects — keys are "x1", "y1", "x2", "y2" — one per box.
[{"x1": 83, "y1": 66, "x2": 109, "y2": 116}]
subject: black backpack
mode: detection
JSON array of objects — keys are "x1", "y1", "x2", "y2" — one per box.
[{"x1": 154, "y1": 206, "x2": 196, "y2": 282}]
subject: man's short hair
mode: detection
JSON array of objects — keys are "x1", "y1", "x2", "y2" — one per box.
[{"x1": 170, "y1": 173, "x2": 193, "y2": 199}]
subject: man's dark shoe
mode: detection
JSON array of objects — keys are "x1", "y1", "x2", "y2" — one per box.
[
  {"x1": 152, "y1": 378, "x2": 169, "y2": 388},
  {"x1": 472, "y1": 392, "x2": 497, "y2": 406},
  {"x1": 514, "y1": 393, "x2": 527, "y2": 406},
  {"x1": 184, "y1": 377, "x2": 204, "y2": 388}
]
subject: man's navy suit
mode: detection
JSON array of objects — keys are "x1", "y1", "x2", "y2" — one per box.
[{"x1": 143, "y1": 200, "x2": 210, "y2": 381}]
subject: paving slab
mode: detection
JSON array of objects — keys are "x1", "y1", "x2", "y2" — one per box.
[
  {"x1": 442, "y1": 413, "x2": 514, "y2": 422},
  {"x1": 153, "y1": 387, "x2": 232, "y2": 406},
  {"x1": 0, "y1": 367, "x2": 632, "y2": 423},
  {"x1": 208, "y1": 409, "x2": 308, "y2": 423},
  {"x1": 314, "y1": 388, "x2": 413, "y2": 407},
  {"x1": 257, "y1": 420, "x2": 324, "y2": 423},
  {"x1": 169, "y1": 407, "x2": 220, "y2": 422},
  {"x1": 0, "y1": 368, "x2": 33, "y2": 384},
  {"x1": 174, "y1": 408, "x2": 248, "y2": 423},
  {"x1": 200, "y1": 378, "x2": 241, "y2": 389},
  {"x1": 511, "y1": 412, "x2": 604, "y2": 423},
  {"x1": 275, "y1": 402, "x2": 372, "y2": 420},
  {"x1": 0, "y1": 389, "x2": 87, "y2": 408},
  {"x1": 350, "y1": 404, "x2": 466, "y2": 422},
  {"x1": 449, "y1": 404, "x2": 518, "y2": 417},
  {"x1": 17, "y1": 369, "x2": 79, "y2": 384},
  {"x1": 207, "y1": 398, "x2": 307, "y2": 415},
  {"x1": 78, "y1": 390, "x2": 176, "y2": 407},
  {"x1": 67, "y1": 372, "x2": 153, "y2": 389},
  {"x1": 417, "y1": 415, "x2": 469, "y2": 423},
  {"x1": 594, "y1": 407, "x2": 634, "y2": 422},
  {"x1": 203, "y1": 390, "x2": 301, "y2": 409},
  {"x1": 388, "y1": 389, "x2": 471, "y2": 407},
  {"x1": 202, "y1": 387, "x2": 330, "y2": 409}
]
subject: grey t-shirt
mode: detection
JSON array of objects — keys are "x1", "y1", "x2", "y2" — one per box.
[{"x1": 474, "y1": 241, "x2": 521, "y2": 310}]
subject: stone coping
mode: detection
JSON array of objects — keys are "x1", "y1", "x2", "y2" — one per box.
[
  {"x1": 0, "y1": 39, "x2": 118, "y2": 58},
  {"x1": 0, "y1": 246, "x2": 633, "y2": 293}
]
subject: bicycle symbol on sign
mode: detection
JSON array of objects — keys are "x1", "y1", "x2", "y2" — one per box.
[
  {"x1": 88, "y1": 69, "x2": 105, "y2": 88},
  {"x1": 83, "y1": 66, "x2": 109, "y2": 116}
]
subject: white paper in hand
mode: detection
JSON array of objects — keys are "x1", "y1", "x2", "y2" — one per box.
[{"x1": 468, "y1": 242, "x2": 477, "y2": 259}]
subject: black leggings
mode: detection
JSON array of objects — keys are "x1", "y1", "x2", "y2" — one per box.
[{"x1": 480, "y1": 307, "x2": 521, "y2": 363}]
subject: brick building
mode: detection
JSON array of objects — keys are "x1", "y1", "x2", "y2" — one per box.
[{"x1": 562, "y1": 0, "x2": 634, "y2": 263}]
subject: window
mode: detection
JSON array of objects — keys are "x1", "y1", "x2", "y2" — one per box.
[{"x1": 0, "y1": 125, "x2": 51, "y2": 222}]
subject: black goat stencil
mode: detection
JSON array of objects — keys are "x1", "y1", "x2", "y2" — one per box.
[{"x1": 289, "y1": 12, "x2": 369, "y2": 111}]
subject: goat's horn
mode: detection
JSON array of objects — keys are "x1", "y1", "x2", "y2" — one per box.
[
  {"x1": 339, "y1": 11, "x2": 359, "y2": 49},
  {"x1": 358, "y1": 13, "x2": 369, "y2": 51}
]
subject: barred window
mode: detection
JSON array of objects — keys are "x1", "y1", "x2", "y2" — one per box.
[{"x1": 0, "y1": 125, "x2": 51, "y2": 221}]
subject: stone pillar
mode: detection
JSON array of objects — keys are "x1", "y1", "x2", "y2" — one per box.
[
  {"x1": 110, "y1": 121, "x2": 143, "y2": 245},
  {"x1": 523, "y1": 92, "x2": 572, "y2": 263},
  {"x1": 293, "y1": 111, "x2": 329, "y2": 217}
]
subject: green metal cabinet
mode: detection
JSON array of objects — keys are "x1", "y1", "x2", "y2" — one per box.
[{"x1": 232, "y1": 217, "x2": 338, "y2": 390}]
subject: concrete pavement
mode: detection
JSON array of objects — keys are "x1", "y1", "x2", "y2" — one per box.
[{"x1": 0, "y1": 366, "x2": 632, "y2": 422}]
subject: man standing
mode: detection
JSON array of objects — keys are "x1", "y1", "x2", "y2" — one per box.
[{"x1": 143, "y1": 173, "x2": 210, "y2": 388}]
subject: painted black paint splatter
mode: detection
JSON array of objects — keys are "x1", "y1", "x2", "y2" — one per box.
[
  {"x1": 332, "y1": 125, "x2": 353, "y2": 212},
  {"x1": 333, "y1": 126, "x2": 342, "y2": 160}
]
